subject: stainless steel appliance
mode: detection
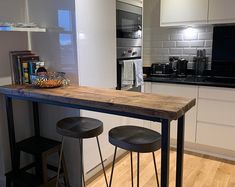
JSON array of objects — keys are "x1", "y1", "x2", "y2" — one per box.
[
  {"x1": 116, "y1": 46, "x2": 142, "y2": 91},
  {"x1": 116, "y1": 1, "x2": 142, "y2": 47},
  {"x1": 151, "y1": 63, "x2": 173, "y2": 76},
  {"x1": 193, "y1": 49, "x2": 208, "y2": 76},
  {"x1": 116, "y1": 1, "x2": 142, "y2": 91}
]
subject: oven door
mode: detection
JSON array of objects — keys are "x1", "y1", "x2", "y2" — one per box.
[
  {"x1": 117, "y1": 58, "x2": 142, "y2": 92},
  {"x1": 116, "y1": 2, "x2": 142, "y2": 39}
]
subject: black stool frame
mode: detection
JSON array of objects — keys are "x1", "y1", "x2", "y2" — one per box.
[
  {"x1": 56, "y1": 136, "x2": 108, "y2": 187},
  {"x1": 109, "y1": 148, "x2": 160, "y2": 187}
]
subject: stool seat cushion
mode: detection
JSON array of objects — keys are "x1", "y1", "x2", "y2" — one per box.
[
  {"x1": 56, "y1": 117, "x2": 103, "y2": 138},
  {"x1": 109, "y1": 126, "x2": 161, "y2": 153}
]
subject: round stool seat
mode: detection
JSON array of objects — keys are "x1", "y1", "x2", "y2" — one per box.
[
  {"x1": 56, "y1": 117, "x2": 103, "y2": 139},
  {"x1": 109, "y1": 126, "x2": 161, "y2": 153}
]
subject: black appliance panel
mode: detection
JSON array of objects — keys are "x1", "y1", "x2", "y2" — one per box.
[
  {"x1": 212, "y1": 26, "x2": 235, "y2": 77},
  {"x1": 212, "y1": 26, "x2": 235, "y2": 63},
  {"x1": 116, "y1": 2, "x2": 142, "y2": 39}
]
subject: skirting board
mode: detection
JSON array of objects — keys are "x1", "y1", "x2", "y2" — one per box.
[{"x1": 171, "y1": 139, "x2": 235, "y2": 162}]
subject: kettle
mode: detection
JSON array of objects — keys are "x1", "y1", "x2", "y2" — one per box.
[{"x1": 176, "y1": 59, "x2": 188, "y2": 76}]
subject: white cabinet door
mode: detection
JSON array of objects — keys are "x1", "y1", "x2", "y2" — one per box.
[
  {"x1": 151, "y1": 83, "x2": 198, "y2": 143},
  {"x1": 209, "y1": 0, "x2": 235, "y2": 24},
  {"x1": 160, "y1": 0, "x2": 208, "y2": 26},
  {"x1": 82, "y1": 111, "x2": 122, "y2": 174},
  {"x1": 196, "y1": 86, "x2": 235, "y2": 151}
]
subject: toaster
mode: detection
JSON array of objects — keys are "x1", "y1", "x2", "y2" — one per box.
[{"x1": 151, "y1": 63, "x2": 173, "y2": 75}]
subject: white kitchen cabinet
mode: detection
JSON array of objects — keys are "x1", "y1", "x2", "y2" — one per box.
[
  {"x1": 160, "y1": 0, "x2": 208, "y2": 26},
  {"x1": 208, "y1": 0, "x2": 235, "y2": 24},
  {"x1": 151, "y1": 83, "x2": 198, "y2": 143},
  {"x1": 75, "y1": 0, "x2": 117, "y2": 180},
  {"x1": 196, "y1": 86, "x2": 235, "y2": 151}
]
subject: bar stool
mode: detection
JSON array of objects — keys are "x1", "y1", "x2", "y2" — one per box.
[
  {"x1": 6, "y1": 136, "x2": 69, "y2": 187},
  {"x1": 56, "y1": 117, "x2": 108, "y2": 187},
  {"x1": 108, "y1": 126, "x2": 161, "y2": 187}
]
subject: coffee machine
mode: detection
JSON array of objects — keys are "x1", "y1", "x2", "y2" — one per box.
[{"x1": 176, "y1": 59, "x2": 188, "y2": 77}]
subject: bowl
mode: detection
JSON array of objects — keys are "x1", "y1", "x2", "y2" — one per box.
[{"x1": 30, "y1": 75, "x2": 62, "y2": 88}]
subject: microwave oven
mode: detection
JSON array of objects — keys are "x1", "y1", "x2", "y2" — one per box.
[{"x1": 116, "y1": 1, "x2": 142, "y2": 40}]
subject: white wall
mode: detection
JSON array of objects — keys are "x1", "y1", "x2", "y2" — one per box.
[
  {"x1": 76, "y1": 0, "x2": 116, "y2": 89},
  {"x1": 0, "y1": 0, "x2": 31, "y2": 184},
  {"x1": 143, "y1": 0, "x2": 213, "y2": 66},
  {"x1": 75, "y1": 0, "x2": 117, "y2": 183},
  {"x1": 0, "y1": 33, "x2": 32, "y2": 185}
]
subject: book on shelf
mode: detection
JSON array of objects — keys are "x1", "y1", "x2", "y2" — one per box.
[
  {"x1": 9, "y1": 51, "x2": 32, "y2": 84},
  {"x1": 18, "y1": 55, "x2": 40, "y2": 84},
  {"x1": 9, "y1": 51, "x2": 43, "y2": 84}
]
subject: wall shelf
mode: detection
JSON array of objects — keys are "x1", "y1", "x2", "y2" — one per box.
[{"x1": 0, "y1": 26, "x2": 46, "y2": 32}]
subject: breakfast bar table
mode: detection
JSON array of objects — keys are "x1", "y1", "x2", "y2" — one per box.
[{"x1": 0, "y1": 84, "x2": 195, "y2": 187}]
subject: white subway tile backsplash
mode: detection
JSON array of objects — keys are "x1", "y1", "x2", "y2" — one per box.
[
  {"x1": 206, "y1": 27, "x2": 214, "y2": 32},
  {"x1": 170, "y1": 34, "x2": 183, "y2": 41},
  {"x1": 163, "y1": 41, "x2": 176, "y2": 48},
  {"x1": 183, "y1": 33, "x2": 198, "y2": 40},
  {"x1": 156, "y1": 48, "x2": 169, "y2": 55},
  {"x1": 143, "y1": 26, "x2": 213, "y2": 65},
  {"x1": 170, "y1": 48, "x2": 183, "y2": 55},
  {"x1": 151, "y1": 41, "x2": 163, "y2": 47},
  {"x1": 183, "y1": 48, "x2": 197, "y2": 55},
  {"x1": 176, "y1": 41, "x2": 190, "y2": 47},
  {"x1": 198, "y1": 32, "x2": 213, "y2": 40},
  {"x1": 190, "y1": 41, "x2": 204, "y2": 47},
  {"x1": 205, "y1": 40, "x2": 213, "y2": 47}
]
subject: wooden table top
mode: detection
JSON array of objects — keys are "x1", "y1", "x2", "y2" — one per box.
[{"x1": 0, "y1": 84, "x2": 196, "y2": 121}]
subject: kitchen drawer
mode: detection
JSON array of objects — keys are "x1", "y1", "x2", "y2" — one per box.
[
  {"x1": 198, "y1": 98, "x2": 235, "y2": 127},
  {"x1": 151, "y1": 83, "x2": 197, "y2": 142},
  {"x1": 199, "y1": 86, "x2": 235, "y2": 102},
  {"x1": 196, "y1": 122, "x2": 235, "y2": 151}
]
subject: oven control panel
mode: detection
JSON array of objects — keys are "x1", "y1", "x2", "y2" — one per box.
[{"x1": 117, "y1": 47, "x2": 141, "y2": 59}]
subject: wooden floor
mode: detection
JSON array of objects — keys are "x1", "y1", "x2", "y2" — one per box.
[{"x1": 87, "y1": 150, "x2": 235, "y2": 187}]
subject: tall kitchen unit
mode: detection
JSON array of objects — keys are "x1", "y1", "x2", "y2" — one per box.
[{"x1": 0, "y1": 0, "x2": 118, "y2": 186}]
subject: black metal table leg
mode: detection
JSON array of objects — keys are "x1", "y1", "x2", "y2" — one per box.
[
  {"x1": 176, "y1": 115, "x2": 185, "y2": 187},
  {"x1": 161, "y1": 119, "x2": 170, "y2": 187},
  {"x1": 5, "y1": 96, "x2": 17, "y2": 171}
]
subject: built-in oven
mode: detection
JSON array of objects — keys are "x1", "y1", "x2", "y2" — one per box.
[
  {"x1": 116, "y1": 46, "x2": 142, "y2": 91},
  {"x1": 116, "y1": 1, "x2": 142, "y2": 92},
  {"x1": 116, "y1": 1, "x2": 142, "y2": 46}
]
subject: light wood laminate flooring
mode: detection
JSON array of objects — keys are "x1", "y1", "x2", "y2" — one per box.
[{"x1": 87, "y1": 150, "x2": 235, "y2": 187}]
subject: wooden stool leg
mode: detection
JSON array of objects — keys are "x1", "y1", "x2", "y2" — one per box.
[
  {"x1": 42, "y1": 153, "x2": 48, "y2": 185},
  {"x1": 79, "y1": 139, "x2": 85, "y2": 187},
  {"x1": 6, "y1": 176, "x2": 11, "y2": 187},
  {"x1": 56, "y1": 137, "x2": 64, "y2": 187},
  {"x1": 61, "y1": 152, "x2": 70, "y2": 187}
]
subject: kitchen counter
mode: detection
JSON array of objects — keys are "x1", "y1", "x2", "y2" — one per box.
[
  {"x1": 145, "y1": 75, "x2": 235, "y2": 88},
  {"x1": 0, "y1": 84, "x2": 196, "y2": 187},
  {"x1": 0, "y1": 84, "x2": 195, "y2": 120}
]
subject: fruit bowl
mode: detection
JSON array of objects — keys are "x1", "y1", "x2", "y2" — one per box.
[{"x1": 30, "y1": 72, "x2": 70, "y2": 88}]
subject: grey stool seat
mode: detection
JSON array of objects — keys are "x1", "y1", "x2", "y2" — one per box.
[
  {"x1": 56, "y1": 117, "x2": 103, "y2": 138},
  {"x1": 56, "y1": 117, "x2": 108, "y2": 187},
  {"x1": 108, "y1": 125, "x2": 161, "y2": 187},
  {"x1": 109, "y1": 126, "x2": 161, "y2": 153}
]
